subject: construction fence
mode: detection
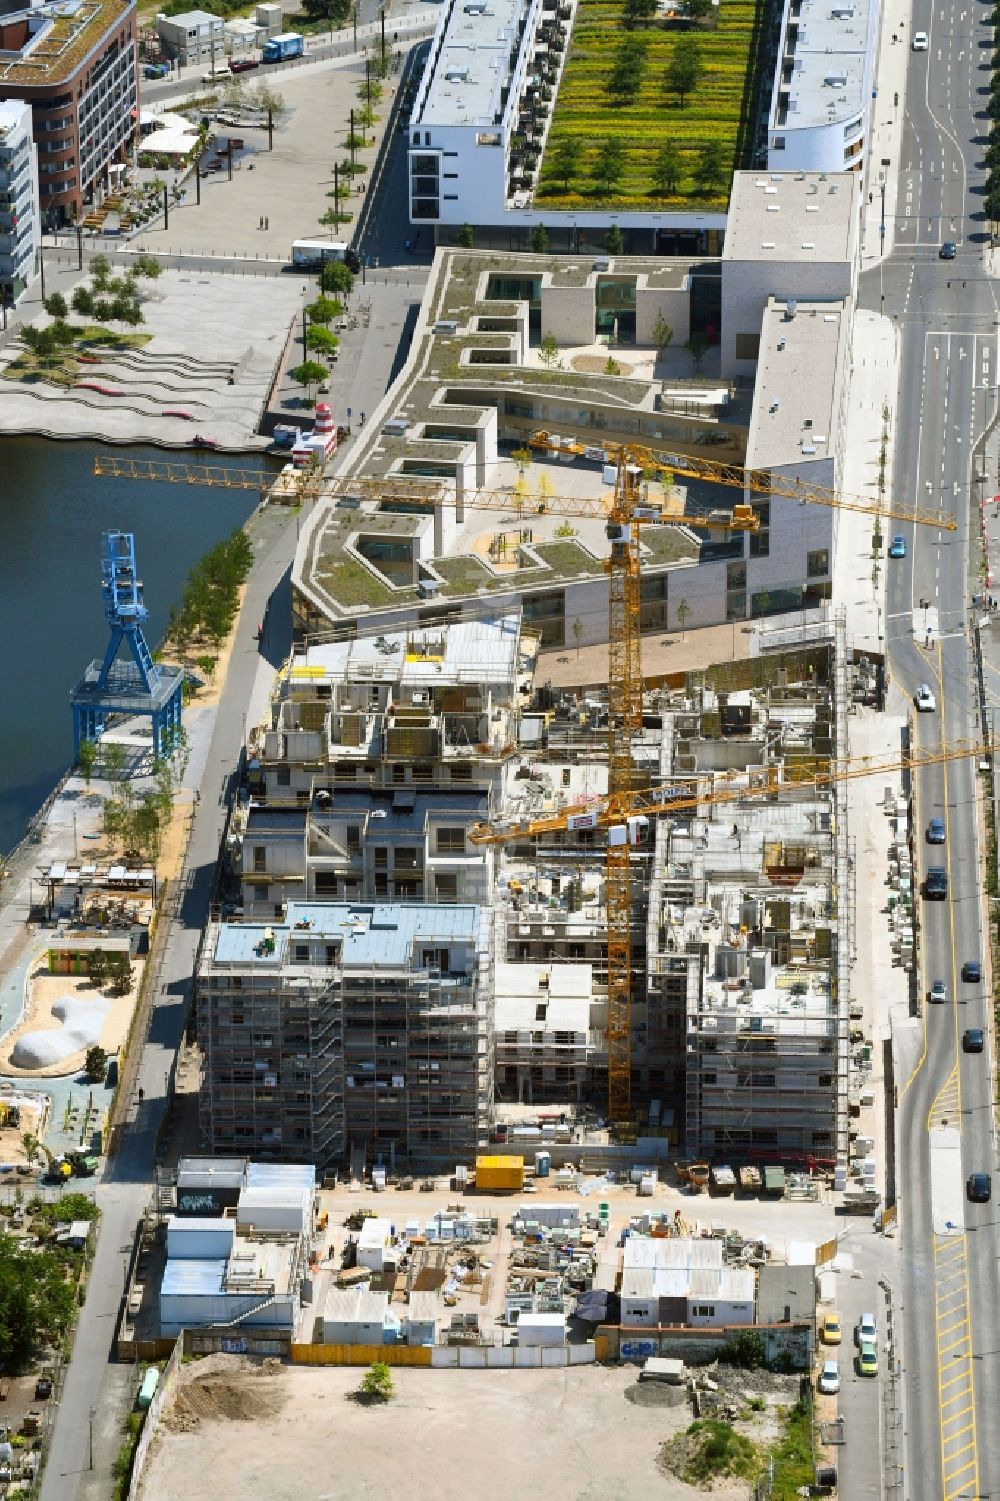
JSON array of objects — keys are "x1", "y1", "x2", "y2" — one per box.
[
  {"x1": 127, "y1": 1333, "x2": 185, "y2": 1501},
  {"x1": 290, "y1": 1342, "x2": 597, "y2": 1369},
  {"x1": 596, "y1": 1323, "x2": 812, "y2": 1369}
]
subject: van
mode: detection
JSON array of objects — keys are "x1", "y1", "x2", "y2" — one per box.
[{"x1": 202, "y1": 63, "x2": 231, "y2": 82}]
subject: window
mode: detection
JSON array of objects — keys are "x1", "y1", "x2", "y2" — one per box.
[
  {"x1": 771, "y1": 135, "x2": 785, "y2": 149},
  {"x1": 294, "y1": 944, "x2": 309, "y2": 963},
  {"x1": 374, "y1": 849, "x2": 388, "y2": 869},
  {"x1": 315, "y1": 871, "x2": 338, "y2": 895},
  {"x1": 693, "y1": 1305, "x2": 715, "y2": 1318},
  {"x1": 276, "y1": 764, "x2": 291, "y2": 786},
  {"x1": 437, "y1": 827, "x2": 466, "y2": 855},
  {"x1": 734, "y1": 333, "x2": 760, "y2": 361},
  {"x1": 436, "y1": 873, "x2": 459, "y2": 902},
  {"x1": 346, "y1": 826, "x2": 361, "y2": 853},
  {"x1": 749, "y1": 501, "x2": 770, "y2": 558},
  {"x1": 807, "y1": 548, "x2": 829, "y2": 578},
  {"x1": 253, "y1": 846, "x2": 267, "y2": 872}
]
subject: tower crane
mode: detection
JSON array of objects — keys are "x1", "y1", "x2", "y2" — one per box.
[
  {"x1": 470, "y1": 736, "x2": 987, "y2": 1126},
  {"x1": 94, "y1": 443, "x2": 956, "y2": 1127}
]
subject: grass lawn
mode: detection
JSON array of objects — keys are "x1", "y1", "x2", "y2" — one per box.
[
  {"x1": 536, "y1": 0, "x2": 764, "y2": 208},
  {"x1": 4, "y1": 327, "x2": 151, "y2": 388}
]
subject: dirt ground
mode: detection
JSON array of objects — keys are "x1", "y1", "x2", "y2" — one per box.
[
  {"x1": 142, "y1": 1360, "x2": 752, "y2": 1501},
  {"x1": 0, "y1": 964, "x2": 143, "y2": 1078}
]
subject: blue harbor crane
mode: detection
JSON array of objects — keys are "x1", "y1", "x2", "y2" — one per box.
[{"x1": 71, "y1": 531, "x2": 184, "y2": 762}]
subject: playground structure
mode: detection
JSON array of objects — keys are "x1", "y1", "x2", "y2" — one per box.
[{"x1": 70, "y1": 531, "x2": 184, "y2": 763}]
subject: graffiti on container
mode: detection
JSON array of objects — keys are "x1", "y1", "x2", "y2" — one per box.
[
  {"x1": 620, "y1": 1339, "x2": 657, "y2": 1362},
  {"x1": 221, "y1": 1338, "x2": 248, "y2": 1355}
]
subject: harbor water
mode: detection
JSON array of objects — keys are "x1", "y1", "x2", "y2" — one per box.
[{"x1": 0, "y1": 436, "x2": 262, "y2": 858}]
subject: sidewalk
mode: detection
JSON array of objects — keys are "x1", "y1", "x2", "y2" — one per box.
[{"x1": 860, "y1": 0, "x2": 914, "y2": 267}]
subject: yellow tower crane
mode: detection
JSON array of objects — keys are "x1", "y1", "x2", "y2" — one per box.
[{"x1": 94, "y1": 443, "x2": 956, "y2": 1125}]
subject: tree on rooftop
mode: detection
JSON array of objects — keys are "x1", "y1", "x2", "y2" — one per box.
[
  {"x1": 607, "y1": 35, "x2": 647, "y2": 103},
  {"x1": 686, "y1": 0, "x2": 714, "y2": 19},
  {"x1": 593, "y1": 137, "x2": 626, "y2": 195},
  {"x1": 664, "y1": 35, "x2": 702, "y2": 106},
  {"x1": 530, "y1": 222, "x2": 550, "y2": 253},
  {"x1": 652, "y1": 140, "x2": 683, "y2": 197},
  {"x1": 693, "y1": 138, "x2": 726, "y2": 194},
  {"x1": 538, "y1": 331, "x2": 561, "y2": 368},
  {"x1": 549, "y1": 136, "x2": 580, "y2": 192},
  {"x1": 623, "y1": 0, "x2": 657, "y2": 25}
]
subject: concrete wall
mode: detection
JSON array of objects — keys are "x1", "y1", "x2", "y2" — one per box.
[
  {"x1": 539, "y1": 283, "x2": 597, "y2": 346},
  {"x1": 635, "y1": 288, "x2": 691, "y2": 349},
  {"x1": 290, "y1": 1340, "x2": 595, "y2": 1367},
  {"x1": 721, "y1": 260, "x2": 853, "y2": 380},
  {"x1": 596, "y1": 1322, "x2": 812, "y2": 1369}
]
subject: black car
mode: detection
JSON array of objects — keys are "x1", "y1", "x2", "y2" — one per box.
[
  {"x1": 967, "y1": 1172, "x2": 991, "y2": 1203},
  {"x1": 962, "y1": 961, "x2": 982, "y2": 983},
  {"x1": 940, "y1": 240, "x2": 957, "y2": 260},
  {"x1": 925, "y1": 867, "x2": 948, "y2": 899},
  {"x1": 964, "y1": 1028, "x2": 985, "y2": 1053}
]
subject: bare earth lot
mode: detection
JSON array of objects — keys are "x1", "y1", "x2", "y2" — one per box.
[{"x1": 142, "y1": 1360, "x2": 749, "y2": 1501}]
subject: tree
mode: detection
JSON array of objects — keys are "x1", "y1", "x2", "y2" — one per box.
[
  {"x1": 107, "y1": 953, "x2": 134, "y2": 998},
  {"x1": 20, "y1": 1134, "x2": 39, "y2": 1168},
  {"x1": 608, "y1": 36, "x2": 647, "y2": 102},
  {"x1": 686, "y1": 0, "x2": 713, "y2": 18},
  {"x1": 694, "y1": 138, "x2": 726, "y2": 194},
  {"x1": 251, "y1": 80, "x2": 286, "y2": 117},
  {"x1": 88, "y1": 948, "x2": 108, "y2": 990},
  {"x1": 457, "y1": 222, "x2": 475, "y2": 248},
  {"x1": 530, "y1": 222, "x2": 550, "y2": 253},
  {"x1": 675, "y1": 597, "x2": 691, "y2": 640},
  {"x1": 77, "y1": 738, "x2": 98, "y2": 787},
  {"x1": 605, "y1": 354, "x2": 622, "y2": 375},
  {"x1": 301, "y1": 0, "x2": 352, "y2": 20},
  {"x1": 512, "y1": 446, "x2": 533, "y2": 471},
  {"x1": 665, "y1": 36, "x2": 703, "y2": 105},
  {"x1": 71, "y1": 285, "x2": 95, "y2": 318},
  {"x1": 306, "y1": 325, "x2": 339, "y2": 359},
  {"x1": 651, "y1": 311, "x2": 674, "y2": 356},
  {"x1": 549, "y1": 136, "x2": 580, "y2": 191},
  {"x1": 652, "y1": 140, "x2": 683, "y2": 197},
  {"x1": 605, "y1": 223, "x2": 624, "y2": 255},
  {"x1": 572, "y1": 618, "x2": 584, "y2": 657},
  {"x1": 111, "y1": 296, "x2": 143, "y2": 328},
  {"x1": 43, "y1": 292, "x2": 68, "y2": 319},
  {"x1": 623, "y1": 0, "x2": 657, "y2": 23},
  {"x1": 84, "y1": 1045, "x2": 108, "y2": 1083},
  {"x1": 291, "y1": 361, "x2": 329, "y2": 401},
  {"x1": 358, "y1": 1361, "x2": 394, "y2": 1403},
  {"x1": 89, "y1": 253, "x2": 111, "y2": 288},
  {"x1": 320, "y1": 259, "x2": 354, "y2": 295},
  {"x1": 132, "y1": 253, "x2": 162, "y2": 279},
  {"x1": 685, "y1": 331, "x2": 709, "y2": 371},
  {"x1": 593, "y1": 137, "x2": 625, "y2": 194},
  {"x1": 103, "y1": 741, "x2": 127, "y2": 783},
  {"x1": 305, "y1": 295, "x2": 342, "y2": 325},
  {"x1": 538, "y1": 331, "x2": 561, "y2": 368},
  {"x1": 0, "y1": 1233, "x2": 76, "y2": 1369}
]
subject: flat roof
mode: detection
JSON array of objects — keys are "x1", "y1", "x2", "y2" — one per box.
[
  {"x1": 212, "y1": 901, "x2": 483, "y2": 968},
  {"x1": 414, "y1": 0, "x2": 530, "y2": 128},
  {"x1": 291, "y1": 614, "x2": 521, "y2": 686},
  {"x1": 159, "y1": 8, "x2": 220, "y2": 24},
  {"x1": 723, "y1": 171, "x2": 858, "y2": 265},
  {"x1": 0, "y1": 0, "x2": 134, "y2": 89},
  {"x1": 770, "y1": 0, "x2": 876, "y2": 130},
  {"x1": 745, "y1": 298, "x2": 848, "y2": 471}
]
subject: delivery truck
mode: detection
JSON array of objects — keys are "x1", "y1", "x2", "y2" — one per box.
[
  {"x1": 263, "y1": 31, "x2": 304, "y2": 62},
  {"x1": 290, "y1": 239, "x2": 348, "y2": 269}
]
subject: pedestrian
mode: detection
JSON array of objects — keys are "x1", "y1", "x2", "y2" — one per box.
[
  {"x1": 265, "y1": 216, "x2": 269, "y2": 230},
  {"x1": 360, "y1": 410, "x2": 365, "y2": 425},
  {"x1": 137, "y1": 1087, "x2": 144, "y2": 1103},
  {"x1": 259, "y1": 214, "x2": 263, "y2": 229}
]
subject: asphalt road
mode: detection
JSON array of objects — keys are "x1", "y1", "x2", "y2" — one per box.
[{"x1": 867, "y1": 4, "x2": 1000, "y2": 1498}]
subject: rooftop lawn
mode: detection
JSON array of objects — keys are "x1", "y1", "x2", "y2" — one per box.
[{"x1": 536, "y1": 0, "x2": 764, "y2": 209}]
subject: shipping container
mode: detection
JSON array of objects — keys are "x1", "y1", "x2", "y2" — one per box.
[{"x1": 475, "y1": 1154, "x2": 524, "y2": 1191}]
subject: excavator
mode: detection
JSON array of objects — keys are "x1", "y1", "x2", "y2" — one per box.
[{"x1": 40, "y1": 1145, "x2": 98, "y2": 1183}]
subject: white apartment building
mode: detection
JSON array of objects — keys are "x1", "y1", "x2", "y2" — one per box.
[
  {"x1": 0, "y1": 99, "x2": 38, "y2": 304},
  {"x1": 766, "y1": 0, "x2": 880, "y2": 173}
]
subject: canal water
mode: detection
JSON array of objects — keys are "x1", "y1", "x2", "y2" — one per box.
[{"x1": 0, "y1": 437, "x2": 264, "y2": 858}]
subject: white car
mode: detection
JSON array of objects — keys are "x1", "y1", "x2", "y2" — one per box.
[
  {"x1": 856, "y1": 1313, "x2": 877, "y2": 1345},
  {"x1": 818, "y1": 1359, "x2": 840, "y2": 1394},
  {"x1": 912, "y1": 30, "x2": 928, "y2": 48},
  {"x1": 916, "y1": 683, "x2": 936, "y2": 712}
]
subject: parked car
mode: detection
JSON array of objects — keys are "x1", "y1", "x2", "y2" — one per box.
[
  {"x1": 912, "y1": 29, "x2": 928, "y2": 48},
  {"x1": 962, "y1": 960, "x2": 982, "y2": 983},
  {"x1": 963, "y1": 1028, "x2": 985, "y2": 1053},
  {"x1": 916, "y1": 683, "x2": 936, "y2": 712},
  {"x1": 856, "y1": 1313, "x2": 877, "y2": 1346},
  {"x1": 967, "y1": 1172, "x2": 991, "y2": 1203},
  {"x1": 817, "y1": 1360, "x2": 840, "y2": 1395},
  {"x1": 858, "y1": 1340, "x2": 879, "y2": 1377},
  {"x1": 926, "y1": 818, "x2": 945, "y2": 844},
  {"x1": 821, "y1": 1312, "x2": 843, "y2": 1345},
  {"x1": 889, "y1": 535, "x2": 907, "y2": 558},
  {"x1": 929, "y1": 979, "x2": 947, "y2": 1005},
  {"x1": 230, "y1": 56, "x2": 260, "y2": 72}
]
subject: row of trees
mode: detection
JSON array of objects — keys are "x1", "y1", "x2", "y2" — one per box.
[
  {"x1": 79, "y1": 726, "x2": 190, "y2": 863},
  {"x1": 166, "y1": 528, "x2": 255, "y2": 649},
  {"x1": 985, "y1": 59, "x2": 1000, "y2": 222},
  {"x1": 21, "y1": 255, "x2": 163, "y2": 362},
  {"x1": 291, "y1": 261, "x2": 356, "y2": 400},
  {"x1": 606, "y1": 35, "x2": 704, "y2": 106},
  {"x1": 545, "y1": 132, "x2": 724, "y2": 199}
]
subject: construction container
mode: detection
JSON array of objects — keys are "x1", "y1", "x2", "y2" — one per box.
[{"x1": 475, "y1": 1155, "x2": 524, "y2": 1191}]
